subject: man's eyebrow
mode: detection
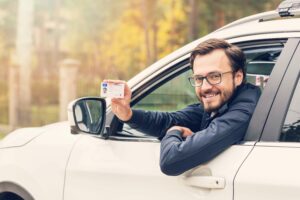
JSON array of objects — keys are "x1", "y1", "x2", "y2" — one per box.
[
  {"x1": 193, "y1": 71, "x2": 221, "y2": 76},
  {"x1": 193, "y1": 74, "x2": 204, "y2": 77}
]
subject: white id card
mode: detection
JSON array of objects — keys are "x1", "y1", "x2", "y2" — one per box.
[{"x1": 101, "y1": 82, "x2": 125, "y2": 98}]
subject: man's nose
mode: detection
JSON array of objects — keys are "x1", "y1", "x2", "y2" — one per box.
[{"x1": 201, "y1": 78, "x2": 213, "y2": 90}]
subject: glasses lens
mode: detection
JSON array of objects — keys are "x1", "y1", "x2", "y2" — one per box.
[
  {"x1": 190, "y1": 76, "x2": 203, "y2": 87},
  {"x1": 188, "y1": 77, "x2": 195, "y2": 86},
  {"x1": 207, "y1": 72, "x2": 221, "y2": 85}
]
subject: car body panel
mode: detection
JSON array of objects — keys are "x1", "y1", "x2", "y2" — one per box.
[
  {"x1": 235, "y1": 145, "x2": 300, "y2": 200},
  {"x1": 0, "y1": 122, "x2": 80, "y2": 200},
  {"x1": 214, "y1": 18, "x2": 300, "y2": 40},
  {"x1": 64, "y1": 133, "x2": 254, "y2": 200},
  {"x1": 0, "y1": 128, "x2": 45, "y2": 148}
]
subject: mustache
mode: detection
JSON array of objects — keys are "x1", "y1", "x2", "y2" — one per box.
[{"x1": 200, "y1": 89, "x2": 220, "y2": 97}]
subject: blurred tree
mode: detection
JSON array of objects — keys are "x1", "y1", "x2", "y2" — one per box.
[
  {"x1": 187, "y1": 0, "x2": 199, "y2": 42},
  {"x1": 197, "y1": 0, "x2": 282, "y2": 35},
  {"x1": 0, "y1": 0, "x2": 17, "y2": 125},
  {"x1": 0, "y1": 0, "x2": 285, "y2": 128},
  {"x1": 34, "y1": 0, "x2": 63, "y2": 78},
  {"x1": 96, "y1": 0, "x2": 188, "y2": 81},
  {"x1": 0, "y1": 0, "x2": 17, "y2": 58},
  {"x1": 61, "y1": 0, "x2": 125, "y2": 71},
  {"x1": 99, "y1": 6, "x2": 146, "y2": 80},
  {"x1": 60, "y1": 0, "x2": 126, "y2": 96},
  {"x1": 141, "y1": 0, "x2": 158, "y2": 65},
  {"x1": 156, "y1": 0, "x2": 188, "y2": 57},
  {"x1": 15, "y1": 0, "x2": 34, "y2": 126}
]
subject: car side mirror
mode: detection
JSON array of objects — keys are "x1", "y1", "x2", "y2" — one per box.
[{"x1": 68, "y1": 97, "x2": 106, "y2": 135}]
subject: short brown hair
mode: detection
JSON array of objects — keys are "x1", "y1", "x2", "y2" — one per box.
[{"x1": 190, "y1": 38, "x2": 246, "y2": 82}]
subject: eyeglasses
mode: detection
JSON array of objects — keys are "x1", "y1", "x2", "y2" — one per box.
[{"x1": 188, "y1": 71, "x2": 234, "y2": 87}]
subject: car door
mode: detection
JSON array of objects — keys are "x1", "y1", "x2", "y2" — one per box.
[
  {"x1": 63, "y1": 38, "x2": 292, "y2": 200},
  {"x1": 234, "y1": 38, "x2": 300, "y2": 200}
]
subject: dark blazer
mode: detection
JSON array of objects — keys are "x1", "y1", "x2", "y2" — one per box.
[{"x1": 126, "y1": 83, "x2": 261, "y2": 176}]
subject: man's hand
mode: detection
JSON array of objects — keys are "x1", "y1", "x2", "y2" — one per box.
[
  {"x1": 104, "y1": 80, "x2": 132, "y2": 121},
  {"x1": 167, "y1": 126, "x2": 193, "y2": 138}
]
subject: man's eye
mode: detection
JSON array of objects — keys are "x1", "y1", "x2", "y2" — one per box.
[
  {"x1": 195, "y1": 77, "x2": 203, "y2": 82},
  {"x1": 209, "y1": 74, "x2": 220, "y2": 80}
]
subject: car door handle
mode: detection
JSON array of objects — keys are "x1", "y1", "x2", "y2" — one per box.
[{"x1": 182, "y1": 176, "x2": 226, "y2": 189}]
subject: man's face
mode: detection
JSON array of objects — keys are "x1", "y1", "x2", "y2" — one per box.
[{"x1": 193, "y1": 49, "x2": 243, "y2": 113}]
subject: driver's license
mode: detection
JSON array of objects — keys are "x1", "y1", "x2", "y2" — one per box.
[{"x1": 101, "y1": 82, "x2": 124, "y2": 98}]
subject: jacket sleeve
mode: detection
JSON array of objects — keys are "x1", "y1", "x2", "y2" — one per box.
[
  {"x1": 125, "y1": 104, "x2": 204, "y2": 139},
  {"x1": 160, "y1": 87, "x2": 261, "y2": 176}
]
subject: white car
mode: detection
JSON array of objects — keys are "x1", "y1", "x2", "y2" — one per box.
[{"x1": 1, "y1": 1, "x2": 300, "y2": 200}]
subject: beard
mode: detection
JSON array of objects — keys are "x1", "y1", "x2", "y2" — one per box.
[{"x1": 197, "y1": 81, "x2": 236, "y2": 113}]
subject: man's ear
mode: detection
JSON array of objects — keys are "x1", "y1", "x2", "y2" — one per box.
[{"x1": 234, "y1": 69, "x2": 243, "y2": 86}]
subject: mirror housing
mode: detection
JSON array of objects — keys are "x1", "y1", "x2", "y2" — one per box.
[{"x1": 68, "y1": 97, "x2": 106, "y2": 135}]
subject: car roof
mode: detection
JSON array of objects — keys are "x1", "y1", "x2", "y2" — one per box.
[
  {"x1": 213, "y1": 11, "x2": 300, "y2": 39},
  {"x1": 128, "y1": 5, "x2": 300, "y2": 90}
]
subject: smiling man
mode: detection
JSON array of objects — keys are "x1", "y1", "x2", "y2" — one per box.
[
  {"x1": 109, "y1": 38, "x2": 261, "y2": 176},
  {"x1": 193, "y1": 49, "x2": 241, "y2": 113}
]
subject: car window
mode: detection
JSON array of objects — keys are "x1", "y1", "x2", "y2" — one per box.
[
  {"x1": 280, "y1": 79, "x2": 300, "y2": 142},
  {"x1": 132, "y1": 44, "x2": 284, "y2": 114},
  {"x1": 120, "y1": 41, "x2": 285, "y2": 139},
  {"x1": 133, "y1": 69, "x2": 198, "y2": 112},
  {"x1": 121, "y1": 69, "x2": 198, "y2": 138},
  {"x1": 243, "y1": 46, "x2": 283, "y2": 91}
]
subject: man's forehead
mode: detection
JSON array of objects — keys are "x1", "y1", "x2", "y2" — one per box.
[{"x1": 193, "y1": 49, "x2": 231, "y2": 74}]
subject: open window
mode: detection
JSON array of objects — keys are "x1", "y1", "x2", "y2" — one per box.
[
  {"x1": 112, "y1": 39, "x2": 286, "y2": 140},
  {"x1": 241, "y1": 40, "x2": 285, "y2": 90}
]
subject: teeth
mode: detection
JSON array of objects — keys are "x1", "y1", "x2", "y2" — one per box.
[{"x1": 205, "y1": 94, "x2": 216, "y2": 98}]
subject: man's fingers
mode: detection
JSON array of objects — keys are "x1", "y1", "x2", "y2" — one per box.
[
  {"x1": 111, "y1": 99, "x2": 125, "y2": 106},
  {"x1": 182, "y1": 127, "x2": 193, "y2": 137},
  {"x1": 105, "y1": 80, "x2": 132, "y2": 121}
]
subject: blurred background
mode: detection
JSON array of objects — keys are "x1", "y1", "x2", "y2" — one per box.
[{"x1": 0, "y1": 0, "x2": 281, "y2": 138}]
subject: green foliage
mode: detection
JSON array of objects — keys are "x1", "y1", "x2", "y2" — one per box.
[
  {"x1": 0, "y1": 0, "x2": 283, "y2": 127},
  {"x1": 31, "y1": 105, "x2": 59, "y2": 126},
  {"x1": 31, "y1": 73, "x2": 59, "y2": 105},
  {"x1": 0, "y1": 0, "x2": 17, "y2": 56},
  {"x1": 0, "y1": 79, "x2": 8, "y2": 124},
  {"x1": 0, "y1": 132, "x2": 5, "y2": 140}
]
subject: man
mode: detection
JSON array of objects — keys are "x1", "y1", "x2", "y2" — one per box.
[{"x1": 108, "y1": 38, "x2": 261, "y2": 176}]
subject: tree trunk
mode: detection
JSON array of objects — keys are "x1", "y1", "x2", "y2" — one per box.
[
  {"x1": 152, "y1": 22, "x2": 158, "y2": 62},
  {"x1": 215, "y1": 9, "x2": 225, "y2": 29},
  {"x1": 188, "y1": 0, "x2": 199, "y2": 41},
  {"x1": 142, "y1": 0, "x2": 152, "y2": 65},
  {"x1": 16, "y1": 0, "x2": 34, "y2": 126},
  {"x1": 9, "y1": 66, "x2": 19, "y2": 129}
]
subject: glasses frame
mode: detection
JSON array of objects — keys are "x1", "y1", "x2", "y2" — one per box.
[{"x1": 188, "y1": 70, "x2": 234, "y2": 87}]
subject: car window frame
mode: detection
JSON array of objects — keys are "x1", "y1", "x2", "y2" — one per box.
[
  {"x1": 107, "y1": 58, "x2": 191, "y2": 142},
  {"x1": 105, "y1": 38, "x2": 296, "y2": 142},
  {"x1": 243, "y1": 38, "x2": 298, "y2": 141},
  {"x1": 260, "y1": 38, "x2": 300, "y2": 142}
]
